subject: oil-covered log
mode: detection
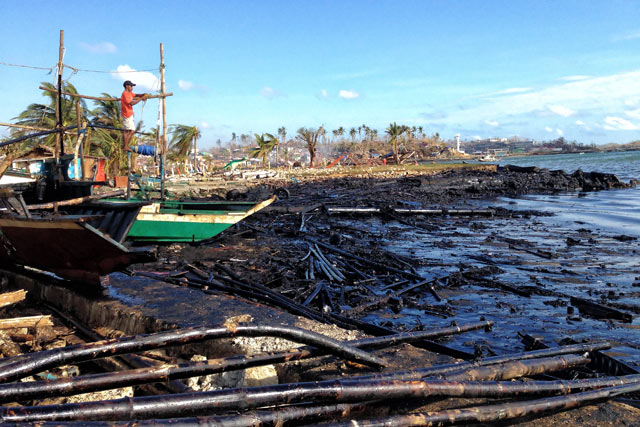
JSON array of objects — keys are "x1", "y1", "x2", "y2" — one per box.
[
  {"x1": 122, "y1": 403, "x2": 372, "y2": 426},
  {"x1": 442, "y1": 354, "x2": 589, "y2": 381},
  {"x1": 1, "y1": 376, "x2": 639, "y2": 422},
  {"x1": 570, "y1": 296, "x2": 633, "y2": 322},
  {"x1": 354, "y1": 342, "x2": 611, "y2": 382},
  {"x1": 327, "y1": 381, "x2": 640, "y2": 426},
  {"x1": 0, "y1": 322, "x2": 492, "y2": 402},
  {"x1": 0, "y1": 324, "x2": 386, "y2": 383}
]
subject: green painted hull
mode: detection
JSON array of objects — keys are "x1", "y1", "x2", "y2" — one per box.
[
  {"x1": 128, "y1": 219, "x2": 233, "y2": 242},
  {"x1": 125, "y1": 196, "x2": 276, "y2": 242}
]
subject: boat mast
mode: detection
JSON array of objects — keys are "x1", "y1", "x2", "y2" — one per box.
[
  {"x1": 56, "y1": 30, "x2": 64, "y2": 158},
  {"x1": 160, "y1": 43, "x2": 167, "y2": 201}
]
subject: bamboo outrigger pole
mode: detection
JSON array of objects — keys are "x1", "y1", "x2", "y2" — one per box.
[
  {"x1": 38, "y1": 86, "x2": 173, "y2": 102},
  {"x1": 55, "y1": 30, "x2": 64, "y2": 158},
  {"x1": 160, "y1": 43, "x2": 167, "y2": 200}
]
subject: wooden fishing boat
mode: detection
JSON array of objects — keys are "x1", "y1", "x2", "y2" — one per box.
[
  {"x1": 0, "y1": 189, "x2": 154, "y2": 283},
  {"x1": 125, "y1": 195, "x2": 277, "y2": 242},
  {"x1": 0, "y1": 215, "x2": 155, "y2": 283}
]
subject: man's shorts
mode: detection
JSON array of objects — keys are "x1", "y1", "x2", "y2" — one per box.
[{"x1": 122, "y1": 116, "x2": 135, "y2": 131}]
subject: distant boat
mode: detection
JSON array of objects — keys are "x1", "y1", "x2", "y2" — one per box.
[{"x1": 478, "y1": 154, "x2": 497, "y2": 162}]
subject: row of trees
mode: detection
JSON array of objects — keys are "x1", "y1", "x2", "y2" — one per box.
[
  {"x1": 0, "y1": 82, "x2": 443, "y2": 174},
  {"x1": 245, "y1": 122, "x2": 440, "y2": 167},
  {"x1": 0, "y1": 82, "x2": 202, "y2": 176}
]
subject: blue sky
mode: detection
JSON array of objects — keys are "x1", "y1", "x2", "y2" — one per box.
[{"x1": 2, "y1": 1, "x2": 640, "y2": 147}]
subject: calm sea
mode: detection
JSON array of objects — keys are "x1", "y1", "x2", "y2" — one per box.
[
  {"x1": 361, "y1": 150, "x2": 640, "y2": 359},
  {"x1": 495, "y1": 151, "x2": 640, "y2": 236}
]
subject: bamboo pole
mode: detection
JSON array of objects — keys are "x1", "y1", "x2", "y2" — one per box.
[
  {"x1": 1, "y1": 375, "x2": 638, "y2": 422},
  {"x1": 26, "y1": 189, "x2": 124, "y2": 210},
  {"x1": 0, "y1": 126, "x2": 78, "y2": 148},
  {"x1": 0, "y1": 316, "x2": 52, "y2": 330},
  {"x1": 0, "y1": 322, "x2": 492, "y2": 403},
  {"x1": 0, "y1": 324, "x2": 386, "y2": 383},
  {"x1": 73, "y1": 99, "x2": 83, "y2": 179},
  {"x1": 0, "y1": 122, "x2": 52, "y2": 132},
  {"x1": 327, "y1": 381, "x2": 640, "y2": 426},
  {"x1": 39, "y1": 86, "x2": 173, "y2": 102},
  {"x1": 0, "y1": 290, "x2": 27, "y2": 309},
  {"x1": 160, "y1": 43, "x2": 167, "y2": 200},
  {"x1": 56, "y1": 30, "x2": 64, "y2": 157}
]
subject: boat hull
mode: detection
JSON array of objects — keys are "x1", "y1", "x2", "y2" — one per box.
[
  {"x1": 0, "y1": 216, "x2": 155, "y2": 283},
  {"x1": 126, "y1": 195, "x2": 276, "y2": 242}
]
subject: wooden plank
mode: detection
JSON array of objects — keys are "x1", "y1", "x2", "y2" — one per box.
[
  {"x1": 26, "y1": 190, "x2": 125, "y2": 210},
  {"x1": 0, "y1": 290, "x2": 27, "y2": 309},
  {"x1": 0, "y1": 315, "x2": 52, "y2": 330}
]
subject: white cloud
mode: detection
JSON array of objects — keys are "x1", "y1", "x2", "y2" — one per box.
[
  {"x1": 339, "y1": 89, "x2": 360, "y2": 99},
  {"x1": 548, "y1": 105, "x2": 575, "y2": 117},
  {"x1": 545, "y1": 126, "x2": 553, "y2": 132},
  {"x1": 625, "y1": 108, "x2": 640, "y2": 119},
  {"x1": 558, "y1": 75, "x2": 591, "y2": 82},
  {"x1": 442, "y1": 70, "x2": 640, "y2": 138},
  {"x1": 556, "y1": 129, "x2": 564, "y2": 136},
  {"x1": 485, "y1": 120, "x2": 499, "y2": 127},
  {"x1": 199, "y1": 121, "x2": 210, "y2": 129},
  {"x1": 260, "y1": 86, "x2": 284, "y2": 99},
  {"x1": 481, "y1": 87, "x2": 532, "y2": 97},
  {"x1": 79, "y1": 41, "x2": 117, "y2": 54},
  {"x1": 618, "y1": 30, "x2": 640, "y2": 41},
  {"x1": 112, "y1": 65, "x2": 159, "y2": 91},
  {"x1": 576, "y1": 120, "x2": 585, "y2": 125},
  {"x1": 178, "y1": 80, "x2": 194, "y2": 91},
  {"x1": 603, "y1": 116, "x2": 639, "y2": 130}
]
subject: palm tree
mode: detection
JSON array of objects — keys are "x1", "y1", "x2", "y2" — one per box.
[
  {"x1": 249, "y1": 133, "x2": 278, "y2": 168},
  {"x1": 385, "y1": 122, "x2": 405, "y2": 164},
  {"x1": 296, "y1": 127, "x2": 322, "y2": 167},
  {"x1": 337, "y1": 127, "x2": 345, "y2": 141},
  {"x1": 349, "y1": 127, "x2": 357, "y2": 142},
  {"x1": 1, "y1": 82, "x2": 87, "y2": 175},
  {"x1": 169, "y1": 124, "x2": 201, "y2": 170},
  {"x1": 13, "y1": 82, "x2": 86, "y2": 151},
  {"x1": 277, "y1": 127, "x2": 286, "y2": 166}
]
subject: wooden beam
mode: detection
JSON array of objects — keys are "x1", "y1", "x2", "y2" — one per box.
[
  {"x1": 0, "y1": 290, "x2": 27, "y2": 309},
  {"x1": 0, "y1": 315, "x2": 52, "y2": 330},
  {"x1": 0, "y1": 122, "x2": 51, "y2": 132},
  {"x1": 39, "y1": 86, "x2": 173, "y2": 102},
  {"x1": 26, "y1": 189, "x2": 124, "y2": 210}
]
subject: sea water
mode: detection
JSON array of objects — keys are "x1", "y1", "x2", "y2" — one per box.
[
  {"x1": 496, "y1": 151, "x2": 640, "y2": 236},
  {"x1": 359, "y1": 150, "x2": 640, "y2": 364}
]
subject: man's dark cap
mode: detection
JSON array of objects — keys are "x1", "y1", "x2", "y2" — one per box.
[{"x1": 123, "y1": 80, "x2": 136, "y2": 88}]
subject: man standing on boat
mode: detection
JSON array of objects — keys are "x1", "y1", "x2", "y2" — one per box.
[{"x1": 120, "y1": 80, "x2": 148, "y2": 152}]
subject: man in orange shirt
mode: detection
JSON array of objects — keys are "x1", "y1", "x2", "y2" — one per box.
[{"x1": 120, "y1": 80, "x2": 147, "y2": 152}]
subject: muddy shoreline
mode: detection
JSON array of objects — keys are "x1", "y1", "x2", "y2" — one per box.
[{"x1": 0, "y1": 164, "x2": 638, "y2": 425}]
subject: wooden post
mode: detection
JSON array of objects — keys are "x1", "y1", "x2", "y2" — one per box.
[
  {"x1": 160, "y1": 43, "x2": 167, "y2": 200},
  {"x1": 74, "y1": 100, "x2": 82, "y2": 180},
  {"x1": 56, "y1": 30, "x2": 64, "y2": 157}
]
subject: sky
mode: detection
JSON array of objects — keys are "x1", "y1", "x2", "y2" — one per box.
[{"x1": 2, "y1": 1, "x2": 640, "y2": 148}]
